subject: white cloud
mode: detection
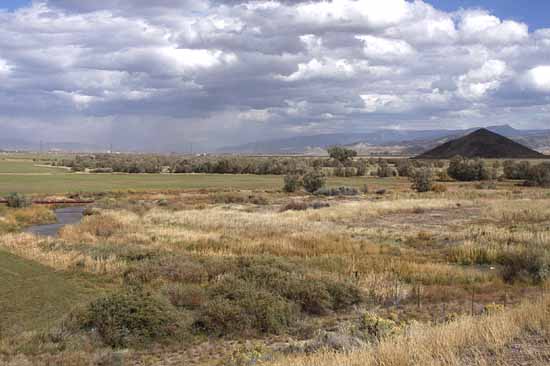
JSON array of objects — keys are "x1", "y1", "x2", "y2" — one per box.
[
  {"x1": 457, "y1": 60, "x2": 508, "y2": 100},
  {"x1": 459, "y1": 10, "x2": 528, "y2": 45},
  {"x1": 238, "y1": 109, "x2": 272, "y2": 122},
  {"x1": 278, "y1": 58, "x2": 369, "y2": 81},
  {"x1": 523, "y1": 66, "x2": 550, "y2": 92},
  {"x1": 356, "y1": 35, "x2": 414, "y2": 60},
  {"x1": 361, "y1": 94, "x2": 402, "y2": 112},
  {"x1": 52, "y1": 90, "x2": 100, "y2": 110},
  {"x1": 294, "y1": 0, "x2": 412, "y2": 29},
  {"x1": 0, "y1": 58, "x2": 12, "y2": 76}
]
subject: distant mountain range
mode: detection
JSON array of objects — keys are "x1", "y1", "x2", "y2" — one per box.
[
  {"x1": 3, "y1": 124, "x2": 550, "y2": 155},
  {"x1": 0, "y1": 138, "x2": 104, "y2": 153},
  {"x1": 218, "y1": 125, "x2": 550, "y2": 155},
  {"x1": 416, "y1": 129, "x2": 546, "y2": 159}
]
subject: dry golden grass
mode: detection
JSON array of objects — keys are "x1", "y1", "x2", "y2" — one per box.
[
  {"x1": 1, "y1": 183, "x2": 550, "y2": 366},
  {"x1": 0, "y1": 233, "x2": 126, "y2": 274},
  {"x1": 269, "y1": 297, "x2": 550, "y2": 366}
]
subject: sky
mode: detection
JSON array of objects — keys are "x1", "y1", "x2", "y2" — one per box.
[{"x1": 0, "y1": 1, "x2": 549, "y2": 151}]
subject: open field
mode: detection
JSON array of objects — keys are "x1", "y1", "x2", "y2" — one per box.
[{"x1": 1, "y1": 155, "x2": 550, "y2": 365}]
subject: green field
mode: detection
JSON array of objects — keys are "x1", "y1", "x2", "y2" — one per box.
[
  {"x1": 0, "y1": 158, "x2": 409, "y2": 194},
  {"x1": 0, "y1": 173, "x2": 405, "y2": 195},
  {"x1": 0, "y1": 159, "x2": 67, "y2": 174},
  {"x1": 0, "y1": 250, "x2": 103, "y2": 333}
]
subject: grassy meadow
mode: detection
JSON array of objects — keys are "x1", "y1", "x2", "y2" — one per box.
[{"x1": 0, "y1": 153, "x2": 549, "y2": 365}]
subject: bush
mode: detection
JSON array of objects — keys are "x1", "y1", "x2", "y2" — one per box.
[
  {"x1": 360, "y1": 312, "x2": 399, "y2": 342},
  {"x1": 5, "y1": 192, "x2": 30, "y2": 208},
  {"x1": 447, "y1": 156, "x2": 491, "y2": 181},
  {"x1": 238, "y1": 262, "x2": 361, "y2": 316},
  {"x1": 283, "y1": 174, "x2": 302, "y2": 193},
  {"x1": 499, "y1": 250, "x2": 550, "y2": 284},
  {"x1": 195, "y1": 278, "x2": 298, "y2": 335},
  {"x1": 503, "y1": 160, "x2": 531, "y2": 180},
  {"x1": 376, "y1": 161, "x2": 395, "y2": 178},
  {"x1": 396, "y1": 160, "x2": 414, "y2": 177},
  {"x1": 524, "y1": 162, "x2": 550, "y2": 187},
  {"x1": 326, "y1": 281, "x2": 362, "y2": 310},
  {"x1": 81, "y1": 290, "x2": 178, "y2": 347},
  {"x1": 314, "y1": 186, "x2": 359, "y2": 196},
  {"x1": 302, "y1": 170, "x2": 326, "y2": 193},
  {"x1": 409, "y1": 168, "x2": 433, "y2": 193}
]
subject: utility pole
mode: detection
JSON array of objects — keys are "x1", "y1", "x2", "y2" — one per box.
[{"x1": 40, "y1": 140, "x2": 43, "y2": 154}]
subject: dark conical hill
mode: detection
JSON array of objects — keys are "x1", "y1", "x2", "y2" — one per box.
[{"x1": 416, "y1": 129, "x2": 546, "y2": 159}]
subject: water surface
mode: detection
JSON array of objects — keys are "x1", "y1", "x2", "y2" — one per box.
[{"x1": 25, "y1": 206, "x2": 85, "y2": 237}]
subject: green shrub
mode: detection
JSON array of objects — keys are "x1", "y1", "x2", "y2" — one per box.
[
  {"x1": 283, "y1": 174, "x2": 302, "y2": 193},
  {"x1": 503, "y1": 160, "x2": 531, "y2": 179},
  {"x1": 376, "y1": 161, "x2": 395, "y2": 178},
  {"x1": 447, "y1": 156, "x2": 491, "y2": 181},
  {"x1": 360, "y1": 312, "x2": 399, "y2": 342},
  {"x1": 326, "y1": 281, "x2": 362, "y2": 310},
  {"x1": 409, "y1": 167, "x2": 433, "y2": 193},
  {"x1": 285, "y1": 280, "x2": 333, "y2": 315},
  {"x1": 195, "y1": 278, "x2": 297, "y2": 335},
  {"x1": 396, "y1": 160, "x2": 414, "y2": 177},
  {"x1": 81, "y1": 290, "x2": 178, "y2": 347},
  {"x1": 5, "y1": 192, "x2": 30, "y2": 208},
  {"x1": 499, "y1": 250, "x2": 550, "y2": 284},
  {"x1": 238, "y1": 262, "x2": 361, "y2": 315},
  {"x1": 524, "y1": 162, "x2": 550, "y2": 188},
  {"x1": 302, "y1": 170, "x2": 326, "y2": 193}
]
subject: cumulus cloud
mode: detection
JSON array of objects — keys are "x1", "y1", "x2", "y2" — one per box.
[
  {"x1": 457, "y1": 60, "x2": 508, "y2": 100},
  {"x1": 523, "y1": 66, "x2": 550, "y2": 92},
  {"x1": 0, "y1": 1, "x2": 549, "y2": 150}
]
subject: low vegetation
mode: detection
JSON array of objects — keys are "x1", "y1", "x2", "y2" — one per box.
[{"x1": 1, "y1": 154, "x2": 550, "y2": 365}]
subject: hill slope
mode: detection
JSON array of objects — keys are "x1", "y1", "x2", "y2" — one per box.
[{"x1": 416, "y1": 128, "x2": 547, "y2": 159}]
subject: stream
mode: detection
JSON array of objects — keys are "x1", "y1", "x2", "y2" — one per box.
[{"x1": 25, "y1": 206, "x2": 86, "y2": 237}]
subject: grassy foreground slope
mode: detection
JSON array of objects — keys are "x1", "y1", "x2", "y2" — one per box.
[{"x1": 0, "y1": 250, "x2": 104, "y2": 333}]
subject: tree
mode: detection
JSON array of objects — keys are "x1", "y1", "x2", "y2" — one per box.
[
  {"x1": 327, "y1": 146, "x2": 357, "y2": 164},
  {"x1": 302, "y1": 170, "x2": 326, "y2": 193},
  {"x1": 410, "y1": 168, "x2": 434, "y2": 193}
]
